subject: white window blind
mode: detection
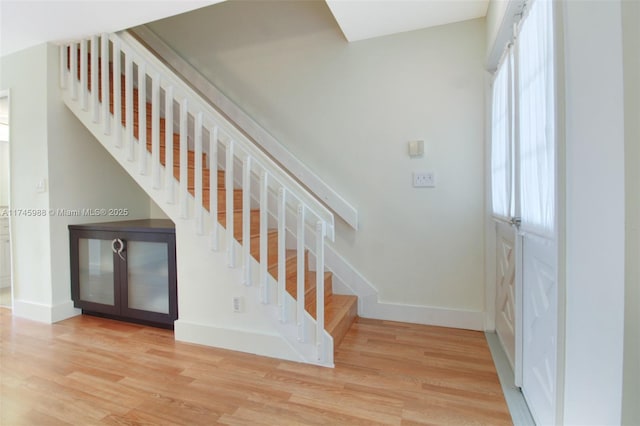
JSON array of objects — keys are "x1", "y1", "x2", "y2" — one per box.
[
  {"x1": 491, "y1": 49, "x2": 513, "y2": 220},
  {"x1": 517, "y1": 0, "x2": 555, "y2": 237}
]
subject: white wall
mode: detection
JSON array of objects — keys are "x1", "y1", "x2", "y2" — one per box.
[
  {"x1": 561, "y1": 1, "x2": 626, "y2": 424},
  {"x1": 1, "y1": 43, "x2": 155, "y2": 322},
  {"x1": 1, "y1": 44, "x2": 54, "y2": 313},
  {"x1": 622, "y1": 0, "x2": 640, "y2": 423},
  {"x1": 147, "y1": 0, "x2": 487, "y2": 323},
  {"x1": 149, "y1": 199, "x2": 169, "y2": 219}
]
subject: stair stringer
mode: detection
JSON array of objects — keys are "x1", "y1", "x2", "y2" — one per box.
[{"x1": 60, "y1": 88, "x2": 334, "y2": 367}]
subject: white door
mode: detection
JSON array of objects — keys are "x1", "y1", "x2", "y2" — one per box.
[
  {"x1": 521, "y1": 235, "x2": 557, "y2": 425},
  {"x1": 490, "y1": 0, "x2": 557, "y2": 422},
  {"x1": 515, "y1": 0, "x2": 557, "y2": 423},
  {"x1": 495, "y1": 220, "x2": 517, "y2": 369}
]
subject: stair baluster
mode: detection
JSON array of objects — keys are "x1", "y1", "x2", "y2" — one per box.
[
  {"x1": 259, "y1": 171, "x2": 269, "y2": 303},
  {"x1": 278, "y1": 187, "x2": 287, "y2": 322},
  {"x1": 125, "y1": 55, "x2": 134, "y2": 161},
  {"x1": 113, "y1": 40, "x2": 122, "y2": 147},
  {"x1": 179, "y1": 98, "x2": 188, "y2": 218},
  {"x1": 70, "y1": 42, "x2": 78, "y2": 100},
  {"x1": 81, "y1": 39, "x2": 88, "y2": 110},
  {"x1": 242, "y1": 156, "x2": 252, "y2": 285},
  {"x1": 165, "y1": 86, "x2": 174, "y2": 203},
  {"x1": 91, "y1": 35, "x2": 99, "y2": 123},
  {"x1": 209, "y1": 126, "x2": 219, "y2": 250},
  {"x1": 59, "y1": 43, "x2": 67, "y2": 89},
  {"x1": 151, "y1": 74, "x2": 161, "y2": 189},
  {"x1": 101, "y1": 34, "x2": 110, "y2": 134},
  {"x1": 297, "y1": 204, "x2": 306, "y2": 342},
  {"x1": 194, "y1": 112, "x2": 204, "y2": 234},
  {"x1": 316, "y1": 220, "x2": 326, "y2": 361},
  {"x1": 137, "y1": 62, "x2": 146, "y2": 174},
  {"x1": 225, "y1": 139, "x2": 235, "y2": 267}
]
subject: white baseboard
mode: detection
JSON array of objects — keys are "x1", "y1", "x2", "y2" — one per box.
[
  {"x1": 12, "y1": 299, "x2": 80, "y2": 323},
  {"x1": 359, "y1": 296, "x2": 484, "y2": 331},
  {"x1": 174, "y1": 319, "x2": 305, "y2": 363},
  {"x1": 51, "y1": 300, "x2": 81, "y2": 323}
]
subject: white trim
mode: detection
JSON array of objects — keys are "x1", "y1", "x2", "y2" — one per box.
[
  {"x1": 361, "y1": 301, "x2": 484, "y2": 331},
  {"x1": 484, "y1": 71, "x2": 497, "y2": 332},
  {"x1": 13, "y1": 299, "x2": 52, "y2": 323},
  {"x1": 129, "y1": 26, "x2": 359, "y2": 230},
  {"x1": 0, "y1": 89, "x2": 12, "y2": 310},
  {"x1": 12, "y1": 299, "x2": 80, "y2": 323},
  {"x1": 174, "y1": 319, "x2": 306, "y2": 362},
  {"x1": 52, "y1": 301, "x2": 81, "y2": 322},
  {"x1": 486, "y1": 0, "x2": 526, "y2": 72}
]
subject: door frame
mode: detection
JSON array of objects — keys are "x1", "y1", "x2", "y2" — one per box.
[
  {"x1": 0, "y1": 89, "x2": 13, "y2": 308},
  {"x1": 484, "y1": 1, "x2": 562, "y2": 417}
]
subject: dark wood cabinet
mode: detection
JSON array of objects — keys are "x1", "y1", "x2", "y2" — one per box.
[{"x1": 69, "y1": 220, "x2": 177, "y2": 329}]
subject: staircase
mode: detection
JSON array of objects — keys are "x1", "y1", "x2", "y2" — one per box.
[{"x1": 60, "y1": 33, "x2": 356, "y2": 365}]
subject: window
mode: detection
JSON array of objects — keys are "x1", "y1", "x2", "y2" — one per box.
[{"x1": 491, "y1": 0, "x2": 555, "y2": 237}]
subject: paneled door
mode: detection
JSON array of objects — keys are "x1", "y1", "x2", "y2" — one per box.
[
  {"x1": 522, "y1": 235, "x2": 557, "y2": 425},
  {"x1": 490, "y1": 0, "x2": 557, "y2": 422},
  {"x1": 495, "y1": 220, "x2": 517, "y2": 369}
]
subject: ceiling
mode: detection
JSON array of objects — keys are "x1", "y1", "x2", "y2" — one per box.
[
  {"x1": 0, "y1": 0, "x2": 222, "y2": 57},
  {"x1": 1, "y1": 0, "x2": 489, "y2": 57},
  {"x1": 326, "y1": 0, "x2": 489, "y2": 42}
]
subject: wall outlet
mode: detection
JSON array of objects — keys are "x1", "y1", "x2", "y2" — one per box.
[
  {"x1": 232, "y1": 296, "x2": 243, "y2": 313},
  {"x1": 413, "y1": 171, "x2": 435, "y2": 188}
]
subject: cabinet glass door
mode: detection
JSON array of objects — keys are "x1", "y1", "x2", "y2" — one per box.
[
  {"x1": 78, "y1": 238, "x2": 115, "y2": 305},
  {"x1": 126, "y1": 240, "x2": 169, "y2": 314}
]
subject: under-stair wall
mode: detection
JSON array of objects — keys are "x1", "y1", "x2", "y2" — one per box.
[{"x1": 59, "y1": 32, "x2": 358, "y2": 367}]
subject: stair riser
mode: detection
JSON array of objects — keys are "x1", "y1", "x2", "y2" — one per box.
[
  {"x1": 295, "y1": 275, "x2": 333, "y2": 317},
  {"x1": 328, "y1": 299, "x2": 357, "y2": 348}
]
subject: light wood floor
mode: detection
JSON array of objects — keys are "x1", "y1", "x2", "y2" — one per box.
[{"x1": 0, "y1": 308, "x2": 512, "y2": 425}]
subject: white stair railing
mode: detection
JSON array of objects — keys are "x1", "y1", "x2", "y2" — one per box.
[{"x1": 59, "y1": 32, "x2": 335, "y2": 364}]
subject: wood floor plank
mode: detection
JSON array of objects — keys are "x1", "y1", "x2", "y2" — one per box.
[{"x1": 0, "y1": 309, "x2": 511, "y2": 425}]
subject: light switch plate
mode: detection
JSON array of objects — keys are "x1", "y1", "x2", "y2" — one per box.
[
  {"x1": 413, "y1": 171, "x2": 435, "y2": 188},
  {"x1": 232, "y1": 296, "x2": 244, "y2": 313}
]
